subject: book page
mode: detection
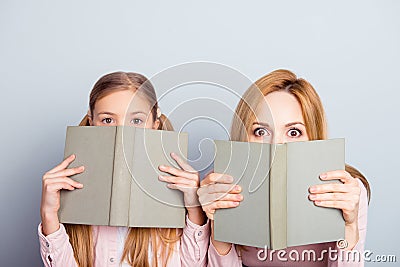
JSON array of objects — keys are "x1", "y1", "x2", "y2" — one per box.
[
  {"x1": 286, "y1": 139, "x2": 345, "y2": 247},
  {"x1": 214, "y1": 140, "x2": 271, "y2": 248},
  {"x1": 129, "y1": 128, "x2": 186, "y2": 228},
  {"x1": 59, "y1": 126, "x2": 116, "y2": 225},
  {"x1": 109, "y1": 126, "x2": 135, "y2": 226}
]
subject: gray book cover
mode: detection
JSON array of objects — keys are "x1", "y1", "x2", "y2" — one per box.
[
  {"x1": 213, "y1": 139, "x2": 345, "y2": 249},
  {"x1": 59, "y1": 126, "x2": 187, "y2": 228},
  {"x1": 213, "y1": 140, "x2": 271, "y2": 248}
]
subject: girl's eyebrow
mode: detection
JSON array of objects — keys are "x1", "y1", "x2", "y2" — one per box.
[
  {"x1": 97, "y1": 111, "x2": 147, "y2": 115},
  {"x1": 129, "y1": 111, "x2": 147, "y2": 115},
  {"x1": 97, "y1": 111, "x2": 116, "y2": 115}
]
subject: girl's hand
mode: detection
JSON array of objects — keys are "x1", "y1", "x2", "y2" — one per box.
[
  {"x1": 40, "y1": 154, "x2": 84, "y2": 235},
  {"x1": 197, "y1": 172, "x2": 243, "y2": 220},
  {"x1": 158, "y1": 153, "x2": 200, "y2": 209},
  {"x1": 158, "y1": 153, "x2": 207, "y2": 225},
  {"x1": 309, "y1": 170, "x2": 361, "y2": 249}
]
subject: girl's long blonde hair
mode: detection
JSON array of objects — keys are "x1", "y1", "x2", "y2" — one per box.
[
  {"x1": 65, "y1": 72, "x2": 181, "y2": 267},
  {"x1": 231, "y1": 69, "x2": 371, "y2": 201}
]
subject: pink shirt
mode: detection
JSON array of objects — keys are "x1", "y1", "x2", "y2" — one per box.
[
  {"x1": 208, "y1": 179, "x2": 369, "y2": 267},
  {"x1": 38, "y1": 215, "x2": 210, "y2": 267}
]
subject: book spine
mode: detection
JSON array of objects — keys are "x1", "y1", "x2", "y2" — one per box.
[
  {"x1": 269, "y1": 144, "x2": 288, "y2": 250},
  {"x1": 109, "y1": 126, "x2": 134, "y2": 226}
]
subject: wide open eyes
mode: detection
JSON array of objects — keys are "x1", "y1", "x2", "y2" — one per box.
[
  {"x1": 130, "y1": 118, "x2": 144, "y2": 125},
  {"x1": 253, "y1": 127, "x2": 270, "y2": 137},
  {"x1": 287, "y1": 127, "x2": 303, "y2": 138},
  {"x1": 101, "y1": 117, "x2": 114, "y2": 124}
]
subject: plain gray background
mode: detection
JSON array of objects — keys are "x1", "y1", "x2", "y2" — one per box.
[{"x1": 1, "y1": 1, "x2": 399, "y2": 266}]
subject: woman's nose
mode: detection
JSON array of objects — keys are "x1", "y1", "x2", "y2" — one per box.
[{"x1": 273, "y1": 134, "x2": 285, "y2": 144}]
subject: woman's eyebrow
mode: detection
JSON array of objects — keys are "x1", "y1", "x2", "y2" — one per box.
[
  {"x1": 253, "y1": 122, "x2": 271, "y2": 127},
  {"x1": 285, "y1": 122, "x2": 305, "y2": 127},
  {"x1": 253, "y1": 122, "x2": 305, "y2": 127}
]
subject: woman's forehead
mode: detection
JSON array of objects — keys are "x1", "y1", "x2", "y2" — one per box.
[{"x1": 253, "y1": 91, "x2": 305, "y2": 126}]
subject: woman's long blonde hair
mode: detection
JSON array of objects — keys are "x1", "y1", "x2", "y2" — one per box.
[
  {"x1": 65, "y1": 72, "x2": 181, "y2": 267},
  {"x1": 230, "y1": 69, "x2": 371, "y2": 201}
]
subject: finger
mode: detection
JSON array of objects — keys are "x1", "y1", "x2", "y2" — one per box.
[
  {"x1": 44, "y1": 166, "x2": 85, "y2": 179},
  {"x1": 166, "y1": 183, "x2": 199, "y2": 191},
  {"x1": 319, "y1": 170, "x2": 355, "y2": 184},
  {"x1": 202, "y1": 206, "x2": 216, "y2": 220},
  {"x1": 43, "y1": 177, "x2": 83, "y2": 189},
  {"x1": 309, "y1": 192, "x2": 350, "y2": 202},
  {"x1": 313, "y1": 200, "x2": 348, "y2": 210},
  {"x1": 46, "y1": 154, "x2": 76, "y2": 174},
  {"x1": 199, "y1": 190, "x2": 243, "y2": 206},
  {"x1": 211, "y1": 192, "x2": 243, "y2": 202},
  {"x1": 170, "y1": 152, "x2": 196, "y2": 172},
  {"x1": 46, "y1": 183, "x2": 75, "y2": 191},
  {"x1": 208, "y1": 200, "x2": 240, "y2": 211},
  {"x1": 159, "y1": 175, "x2": 198, "y2": 187},
  {"x1": 158, "y1": 165, "x2": 198, "y2": 180},
  {"x1": 44, "y1": 181, "x2": 81, "y2": 192},
  {"x1": 205, "y1": 183, "x2": 242, "y2": 194},
  {"x1": 200, "y1": 173, "x2": 233, "y2": 186},
  {"x1": 309, "y1": 183, "x2": 351, "y2": 194}
]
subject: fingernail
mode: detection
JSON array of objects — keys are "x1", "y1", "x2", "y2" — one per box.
[
  {"x1": 309, "y1": 194, "x2": 316, "y2": 200},
  {"x1": 170, "y1": 152, "x2": 176, "y2": 157},
  {"x1": 309, "y1": 186, "x2": 316, "y2": 193},
  {"x1": 319, "y1": 173, "x2": 327, "y2": 179},
  {"x1": 235, "y1": 185, "x2": 241, "y2": 191},
  {"x1": 227, "y1": 176, "x2": 234, "y2": 183},
  {"x1": 236, "y1": 195, "x2": 243, "y2": 201},
  {"x1": 77, "y1": 183, "x2": 83, "y2": 188},
  {"x1": 158, "y1": 175, "x2": 164, "y2": 181},
  {"x1": 233, "y1": 202, "x2": 240, "y2": 206},
  {"x1": 159, "y1": 165, "x2": 165, "y2": 169},
  {"x1": 80, "y1": 166, "x2": 85, "y2": 170}
]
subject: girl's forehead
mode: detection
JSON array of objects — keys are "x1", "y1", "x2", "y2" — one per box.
[{"x1": 94, "y1": 90, "x2": 152, "y2": 114}]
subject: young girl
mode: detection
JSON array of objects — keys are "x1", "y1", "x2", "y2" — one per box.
[
  {"x1": 39, "y1": 72, "x2": 209, "y2": 267},
  {"x1": 198, "y1": 69, "x2": 370, "y2": 266}
]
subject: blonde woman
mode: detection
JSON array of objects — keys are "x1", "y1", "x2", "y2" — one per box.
[
  {"x1": 198, "y1": 69, "x2": 370, "y2": 266},
  {"x1": 39, "y1": 72, "x2": 208, "y2": 267}
]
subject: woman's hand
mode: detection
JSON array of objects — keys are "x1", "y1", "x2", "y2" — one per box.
[
  {"x1": 158, "y1": 152, "x2": 206, "y2": 225},
  {"x1": 309, "y1": 170, "x2": 361, "y2": 249},
  {"x1": 197, "y1": 172, "x2": 243, "y2": 255},
  {"x1": 197, "y1": 172, "x2": 243, "y2": 220},
  {"x1": 40, "y1": 154, "x2": 84, "y2": 236}
]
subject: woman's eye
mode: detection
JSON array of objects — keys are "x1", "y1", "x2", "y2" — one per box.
[
  {"x1": 254, "y1": 127, "x2": 270, "y2": 137},
  {"x1": 287, "y1": 128, "x2": 302, "y2": 138},
  {"x1": 130, "y1": 118, "x2": 143, "y2": 125},
  {"x1": 102, "y1": 118, "x2": 114, "y2": 124}
]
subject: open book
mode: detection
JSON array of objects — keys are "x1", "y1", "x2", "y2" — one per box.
[
  {"x1": 58, "y1": 126, "x2": 187, "y2": 228},
  {"x1": 213, "y1": 139, "x2": 345, "y2": 249}
]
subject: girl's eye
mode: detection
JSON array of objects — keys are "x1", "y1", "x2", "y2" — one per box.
[
  {"x1": 254, "y1": 127, "x2": 270, "y2": 137},
  {"x1": 102, "y1": 118, "x2": 114, "y2": 124},
  {"x1": 130, "y1": 118, "x2": 143, "y2": 125},
  {"x1": 287, "y1": 128, "x2": 302, "y2": 138}
]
